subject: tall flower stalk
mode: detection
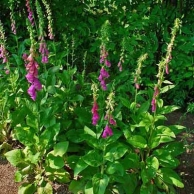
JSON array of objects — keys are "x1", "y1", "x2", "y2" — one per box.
[
  {"x1": 9, "y1": 0, "x2": 17, "y2": 34},
  {"x1": 26, "y1": 0, "x2": 34, "y2": 26},
  {"x1": 102, "y1": 90, "x2": 116, "y2": 138},
  {"x1": 91, "y1": 83, "x2": 100, "y2": 126},
  {"x1": 0, "y1": 20, "x2": 8, "y2": 63},
  {"x1": 151, "y1": 18, "x2": 181, "y2": 112},
  {"x1": 42, "y1": 0, "x2": 54, "y2": 39},
  {"x1": 24, "y1": 18, "x2": 42, "y2": 101},
  {"x1": 35, "y1": 0, "x2": 49, "y2": 63}
]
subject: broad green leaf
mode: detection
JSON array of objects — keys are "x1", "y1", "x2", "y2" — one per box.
[
  {"x1": 47, "y1": 154, "x2": 64, "y2": 169},
  {"x1": 120, "y1": 174, "x2": 137, "y2": 194},
  {"x1": 141, "y1": 157, "x2": 159, "y2": 184},
  {"x1": 137, "y1": 101, "x2": 150, "y2": 114},
  {"x1": 82, "y1": 150, "x2": 103, "y2": 167},
  {"x1": 140, "y1": 184, "x2": 155, "y2": 194},
  {"x1": 92, "y1": 174, "x2": 109, "y2": 194},
  {"x1": 40, "y1": 123, "x2": 60, "y2": 148},
  {"x1": 127, "y1": 135, "x2": 147, "y2": 149},
  {"x1": 106, "y1": 161, "x2": 124, "y2": 176},
  {"x1": 52, "y1": 141, "x2": 69, "y2": 157},
  {"x1": 150, "y1": 136, "x2": 173, "y2": 149},
  {"x1": 26, "y1": 115, "x2": 38, "y2": 130},
  {"x1": 153, "y1": 150, "x2": 180, "y2": 168},
  {"x1": 74, "y1": 158, "x2": 88, "y2": 176},
  {"x1": 14, "y1": 127, "x2": 38, "y2": 146},
  {"x1": 147, "y1": 156, "x2": 159, "y2": 170},
  {"x1": 37, "y1": 182, "x2": 53, "y2": 194},
  {"x1": 82, "y1": 134, "x2": 100, "y2": 149},
  {"x1": 14, "y1": 171, "x2": 22, "y2": 182},
  {"x1": 168, "y1": 125, "x2": 186, "y2": 135},
  {"x1": 158, "y1": 168, "x2": 184, "y2": 188},
  {"x1": 66, "y1": 129, "x2": 84, "y2": 143},
  {"x1": 163, "y1": 142, "x2": 185, "y2": 156},
  {"x1": 18, "y1": 183, "x2": 36, "y2": 194},
  {"x1": 85, "y1": 181, "x2": 94, "y2": 194},
  {"x1": 121, "y1": 153, "x2": 140, "y2": 169},
  {"x1": 5, "y1": 149, "x2": 24, "y2": 167},
  {"x1": 160, "y1": 85, "x2": 175, "y2": 94},
  {"x1": 119, "y1": 97, "x2": 131, "y2": 109},
  {"x1": 69, "y1": 180, "x2": 85, "y2": 193},
  {"x1": 159, "y1": 105, "x2": 180, "y2": 114},
  {"x1": 104, "y1": 143, "x2": 128, "y2": 162},
  {"x1": 24, "y1": 150, "x2": 40, "y2": 165},
  {"x1": 84, "y1": 126, "x2": 96, "y2": 137},
  {"x1": 53, "y1": 170, "x2": 70, "y2": 183}
]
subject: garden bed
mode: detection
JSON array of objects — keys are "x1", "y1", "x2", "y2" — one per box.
[{"x1": 1, "y1": 111, "x2": 194, "y2": 194}]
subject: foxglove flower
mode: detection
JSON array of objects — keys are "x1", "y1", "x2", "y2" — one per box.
[
  {"x1": 39, "y1": 40, "x2": 49, "y2": 63},
  {"x1": 105, "y1": 113, "x2": 116, "y2": 126},
  {"x1": 24, "y1": 52, "x2": 42, "y2": 101},
  {"x1": 28, "y1": 85, "x2": 36, "y2": 101},
  {"x1": 151, "y1": 98, "x2": 156, "y2": 112},
  {"x1": 26, "y1": 0, "x2": 34, "y2": 25},
  {"x1": 91, "y1": 100, "x2": 99, "y2": 125},
  {"x1": 102, "y1": 125, "x2": 113, "y2": 138},
  {"x1": 166, "y1": 64, "x2": 169, "y2": 74},
  {"x1": 118, "y1": 61, "x2": 122, "y2": 72},
  {"x1": 105, "y1": 59, "x2": 111, "y2": 67},
  {"x1": 98, "y1": 67, "x2": 109, "y2": 90},
  {"x1": 0, "y1": 45, "x2": 7, "y2": 63}
]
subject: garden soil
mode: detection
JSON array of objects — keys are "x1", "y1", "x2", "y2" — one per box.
[{"x1": 0, "y1": 111, "x2": 194, "y2": 194}]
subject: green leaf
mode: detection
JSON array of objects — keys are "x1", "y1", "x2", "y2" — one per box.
[
  {"x1": 159, "y1": 105, "x2": 180, "y2": 114},
  {"x1": 74, "y1": 158, "x2": 88, "y2": 176},
  {"x1": 82, "y1": 150, "x2": 103, "y2": 167},
  {"x1": 121, "y1": 153, "x2": 140, "y2": 169},
  {"x1": 140, "y1": 184, "x2": 155, "y2": 194},
  {"x1": 15, "y1": 171, "x2": 22, "y2": 182},
  {"x1": 47, "y1": 154, "x2": 64, "y2": 169},
  {"x1": 18, "y1": 183, "x2": 36, "y2": 194},
  {"x1": 147, "y1": 156, "x2": 159, "y2": 170},
  {"x1": 69, "y1": 180, "x2": 85, "y2": 193},
  {"x1": 141, "y1": 157, "x2": 159, "y2": 184},
  {"x1": 150, "y1": 126, "x2": 175, "y2": 149},
  {"x1": 85, "y1": 181, "x2": 94, "y2": 194},
  {"x1": 24, "y1": 150, "x2": 40, "y2": 165},
  {"x1": 158, "y1": 168, "x2": 184, "y2": 188},
  {"x1": 160, "y1": 85, "x2": 175, "y2": 93},
  {"x1": 4, "y1": 149, "x2": 24, "y2": 167},
  {"x1": 26, "y1": 115, "x2": 38, "y2": 130},
  {"x1": 14, "y1": 127, "x2": 38, "y2": 146},
  {"x1": 137, "y1": 101, "x2": 150, "y2": 114},
  {"x1": 127, "y1": 135, "x2": 147, "y2": 149},
  {"x1": 106, "y1": 161, "x2": 124, "y2": 176},
  {"x1": 66, "y1": 129, "x2": 84, "y2": 143},
  {"x1": 52, "y1": 141, "x2": 69, "y2": 157},
  {"x1": 119, "y1": 97, "x2": 131, "y2": 109},
  {"x1": 37, "y1": 182, "x2": 53, "y2": 194},
  {"x1": 119, "y1": 174, "x2": 137, "y2": 194},
  {"x1": 92, "y1": 174, "x2": 109, "y2": 194},
  {"x1": 104, "y1": 143, "x2": 128, "y2": 162},
  {"x1": 40, "y1": 123, "x2": 60, "y2": 148},
  {"x1": 153, "y1": 150, "x2": 180, "y2": 168},
  {"x1": 52, "y1": 170, "x2": 70, "y2": 183},
  {"x1": 168, "y1": 125, "x2": 186, "y2": 135},
  {"x1": 84, "y1": 126, "x2": 96, "y2": 138}
]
